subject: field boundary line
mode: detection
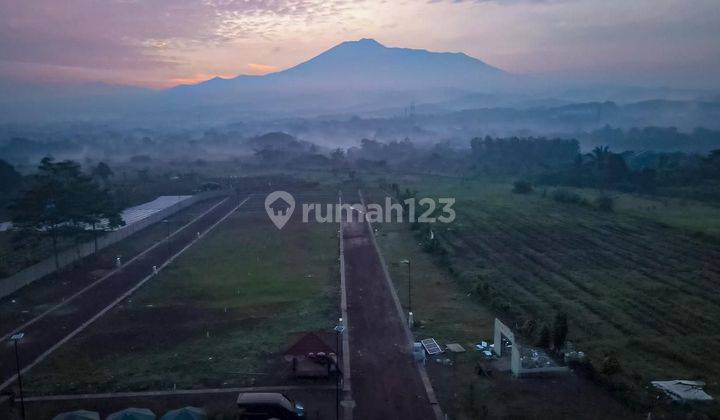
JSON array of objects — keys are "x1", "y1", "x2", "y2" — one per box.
[
  {"x1": 0, "y1": 197, "x2": 249, "y2": 393},
  {"x1": 338, "y1": 191, "x2": 354, "y2": 420},
  {"x1": 19, "y1": 384, "x2": 334, "y2": 402},
  {"x1": 1, "y1": 196, "x2": 230, "y2": 341},
  {"x1": 358, "y1": 190, "x2": 444, "y2": 420}
]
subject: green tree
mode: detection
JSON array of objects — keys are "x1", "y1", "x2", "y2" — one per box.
[
  {"x1": 136, "y1": 168, "x2": 150, "y2": 184},
  {"x1": 552, "y1": 312, "x2": 568, "y2": 352},
  {"x1": 75, "y1": 179, "x2": 124, "y2": 253},
  {"x1": 92, "y1": 161, "x2": 113, "y2": 185},
  {"x1": 512, "y1": 180, "x2": 533, "y2": 194},
  {"x1": 11, "y1": 158, "x2": 123, "y2": 269},
  {"x1": 600, "y1": 354, "x2": 622, "y2": 375},
  {"x1": 0, "y1": 159, "x2": 23, "y2": 214},
  {"x1": 536, "y1": 325, "x2": 551, "y2": 348},
  {"x1": 0, "y1": 159, "x2": 22, "y2": 196},
  {"x1": 330, "y1": 148, "x2": 345, "y2": 162}
]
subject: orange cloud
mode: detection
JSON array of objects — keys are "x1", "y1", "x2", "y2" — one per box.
[{"x1": 246, "y1": 63, "x2": 279, "y2": 75}]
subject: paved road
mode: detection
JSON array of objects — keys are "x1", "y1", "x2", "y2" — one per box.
[
  {"x1": 342, "y1": 214, "x2": 438, "y2": 420},
  {"x1": 0, "y1": 195, "x2": 242, "y2": 393}
]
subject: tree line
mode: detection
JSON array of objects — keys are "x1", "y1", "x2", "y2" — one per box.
[{"x1": 3, "y1": 157, "x2": 123, "y2": 272}]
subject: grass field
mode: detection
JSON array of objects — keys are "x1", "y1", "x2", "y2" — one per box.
[
  {"x1": 368, "y1": 174, "x2": 720, "y2": 416},
  {"x1": 24, "y1": 199, "x2": 339, "y2": 394},
  {"x1": 369, "y1": 190, "x2": 634, "y2": 419},
  {"x1": 556, "y1": 185, "x2": 720, "y2": 237}
]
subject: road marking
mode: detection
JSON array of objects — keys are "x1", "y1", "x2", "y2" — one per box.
[
  {"x1": 0, "y1": 197, "x2": 249, "y2": 393},
  {"x1": 1, "y1": 196, "x2": 230, "y2": 341}
]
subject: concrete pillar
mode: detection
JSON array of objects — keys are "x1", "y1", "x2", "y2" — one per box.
[{"x1": 511, "y1": 346, "x2": 521, "y2": 377}]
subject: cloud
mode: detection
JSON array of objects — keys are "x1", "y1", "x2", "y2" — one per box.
[
  {"x1": 428, "y1": 0, "x2": 566, "y2": 4},
  {"x1": 0, "y1": 0, "x2": 718, "y2": 89},
  {"x1": 246, "y1": 63, "x2": 279, "y2": 74},
  {"x1": 0, "y1": 0, "x2": 371, "y2": 85}
]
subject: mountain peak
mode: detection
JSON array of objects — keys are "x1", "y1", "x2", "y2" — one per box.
[
  {"x1": 355, "y1": 38, "x2": 383, "y2": 46},
  {"x1": 336, "y1": 38, "x2": 385, "y2": 49},
  {"x1": 176, "y1": 38, "x2": 509, "y2": 95}
]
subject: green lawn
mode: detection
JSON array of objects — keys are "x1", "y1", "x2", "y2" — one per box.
[
  {"x1": 25, "y1": 205, "x2": 339, "y2": 394},
  {"x1": 556, "y1": 185, "x2": 720, "y2": 237}
]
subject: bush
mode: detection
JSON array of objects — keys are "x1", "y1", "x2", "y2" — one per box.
[
  {"x1": 513, "y1": 180, "x2": 534, "y2": 194},
  {"x1": 595, "y1": 195, "x2": 614, "y2": 212},
  {"x1": 600, "y1": 354, "x2": 622, "y2": 375},
  {"x1": 552, "y1": 189, "x2": 587, "y2": 205},
  {"x1": 535, "y1": 325, "x2": 551, "y2": 348}
]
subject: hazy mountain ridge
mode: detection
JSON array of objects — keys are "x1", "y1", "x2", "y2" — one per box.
[
  {"x1": 170, "y1": 39, "x2": 506, "y2": 91},
  {"x1": 1, "y1": 38, "x2": 718, "y2": 126}
]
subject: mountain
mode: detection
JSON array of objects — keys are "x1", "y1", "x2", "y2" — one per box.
[
  {"x1": 155, "y1": 39, "x2": 514, "y2": 116},
  {"x1": 5, "y1": 39, "x2": 712, "y2": 125},
  {"x1": 176, "y1": 38, "x2": 509, "y2": 93},
  {"x1": 1, "y1": 39, "x2": 516, "y2": 123}
]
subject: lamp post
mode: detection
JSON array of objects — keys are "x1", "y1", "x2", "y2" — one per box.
[
  {"x1": 333, "y1": 318, "x2": 345, "y2": 420},
  {"x1": 400, "y1": 259, "x2": 413, "y2": 327},
  {"x1": 10, "y1": 332, "x2": 25, "y2": 420}
]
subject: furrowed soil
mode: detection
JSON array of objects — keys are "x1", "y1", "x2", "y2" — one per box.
[{"x1": 365, "y1": 175, "x2": 720, "y2": 418}]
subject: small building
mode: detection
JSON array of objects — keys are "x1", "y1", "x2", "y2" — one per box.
[{"x1": 284, "y1": 332, "x2": 337, "y2": 378}]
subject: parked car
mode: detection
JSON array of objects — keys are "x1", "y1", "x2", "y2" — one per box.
[{"x1": 237, "y1": 392, "x2": 305, "y2": 419}]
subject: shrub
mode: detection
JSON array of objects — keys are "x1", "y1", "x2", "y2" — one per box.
[
  {"x1": 535, "y1": 325, "x2": 551, "y2": 348},
  {"x1": 600, "y1": 354, "x2": 622, "y2": 375},
  {"x1": 595, "y1": 195, "x2": 615, "y2": 212},
  {"x1": 552, "y1": 189, "x2": 587, "y2": 205},
  {"x1": 513, "y1": 180, "x2": 534, "y2": 194}
]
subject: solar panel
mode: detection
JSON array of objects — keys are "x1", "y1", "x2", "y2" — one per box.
[{"x1": 421, "y1": 338, "x2": 443, "y2": 355}]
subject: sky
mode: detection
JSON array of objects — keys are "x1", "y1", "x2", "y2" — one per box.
[{"x1": 0, "y1": 0, "x2": 719, "y2": 89}]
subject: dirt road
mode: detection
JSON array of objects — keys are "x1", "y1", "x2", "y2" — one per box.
[
  {"x1": 0, "y1": 195, "x2": 242, "y2": 393},
  {"x1": 342, "y1": 212, "x2": 439, "y2": 420}
]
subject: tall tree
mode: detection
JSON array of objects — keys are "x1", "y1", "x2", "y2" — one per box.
[
  {"x1": 0, "y1": 159, "x2": 22, "y2": 196},
  {"x1": 552, "y1": 312, "x2": 569, "y2": 353},
  {"x1": 11, "y1": 157, "x2": 123, "y2": 270},
  {"x1": 0, "y1": 159, "x2": 23, "y2": 215},
  {"x1": 92, "y1": 161, "x2": 114, "y2": 186}
]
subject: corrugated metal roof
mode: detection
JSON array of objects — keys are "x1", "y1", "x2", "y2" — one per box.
[
  {"x1": 652, "y1": 380, "x2": 714, "y2": 401},
  {"x1": 120, "y1": 196, "x2": 191, "y2": 227},
  {"x1": 0, "y1": 196, "x2": 191, "y2": 233}
]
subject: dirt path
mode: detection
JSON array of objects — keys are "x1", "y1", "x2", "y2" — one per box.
[
  {"x1": 342, "y1": 202, "x2": 440, "y2": 420},
  {"x1": 0, "y1": 195, "x2": 244, "y2": 393}
]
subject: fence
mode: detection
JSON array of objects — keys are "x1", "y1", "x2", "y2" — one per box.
[{"x1": 0, "y1": 191, "x2": 227, "y2": 298}]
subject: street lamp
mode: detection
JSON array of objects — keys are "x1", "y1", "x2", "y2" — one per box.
[
  {"x1": 10, "y1": 332, "x2": 25, "y2": 420},
  {"x1": 333, "y1": 318, "x2": 345, "y2": 420},
  {"x1": 400, "y1": 259, "x2": 413, "y2": 328}
]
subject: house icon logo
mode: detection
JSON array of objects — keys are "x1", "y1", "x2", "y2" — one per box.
[{"x1": 264, "y1": 191, "x2": 295, "y2": 229}]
